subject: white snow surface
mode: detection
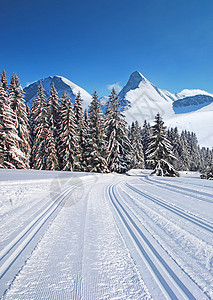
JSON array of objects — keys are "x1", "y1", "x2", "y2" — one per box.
[
  {"x1": 119, "y1": 71, "x2": 213, "y2": 148},
  {"x1": 0, "y1": 169, "x2": 212, "y2": 299},
  {"x1": 58, "y1": 76, "x2": 92, "y2": 109},
  {"x1": 175, "y1": 89, "x2": 213, "y2": 99},
  {"x1": 165, "y1": 109, "x2": 213, "y2": 148}
]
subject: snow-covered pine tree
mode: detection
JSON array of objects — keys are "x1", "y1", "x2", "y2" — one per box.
[
  {"x1": 200, "y1": 145, "x2": 213, "y2": 179},
  {"x1": 200, "y1": 147, "x2": 213, "y2": 172},
  {"x1": 29, "y1": 98, "x2": 37, "y2": 168},
  {"x1": 188, "y1": 131, "x2": 200, "y2": 171},
  {"x1": 0, "y1": 82, "x2": 24, "y2": 168},
  {"x1": 73, "y1": 92, "x2": 85, "y2": 171},
  {"x1": 141, "y1": 120, "x2": 152, "y2": 167},
  {"x1": 1, "y1": 70, "x2": 8, "y2": 91},
  {"x1": 73, "y1": 92, "x2": 84, "y2": 125},
  {"x1": 129, "y1": 121, "x2": 144, "y2": 169},
  {"x1": 167, "y1": 127, "x2": 182, "y2": 170},
  {"x1": 179, "y1": 131, "x2": 191, "y2": 171},
  {"x1": 48, "y1": 83, "x2": 60, "y2": 143},
  {"x1": 58, "y1": 92, "x2": 79, "y2": 171},
  {"x1": 80, "y1": 109, "x2": 91, "y2": 172},
  {"x1": 9, "y1": 73, "x2": 30, "y2": 169},
  {"x1": 86, "y1": 90, "x2": 108, "y2": 173},
  {"x1": 105, "y1": 89, "x2": 133, "y2": 173},
  {"x1": 46, "y1": 110, "x2": 59, "y2": 171},
  {"x1": 146, "y1": 113, "x2": 179, "y2": 176},
  {"x1": 31, "y1": 82, "x2": 58, "y2": 170}
]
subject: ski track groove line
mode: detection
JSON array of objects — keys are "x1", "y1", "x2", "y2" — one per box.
[
  {"x1": 142, "y1": 176, "x2": 213, "y2": 204},
  {"x1": 126, "y1": 183, "x2": 213, "y2": 233},
  {"x1": 108, "y1": 184, "x2": 198, "y2": 300},
  {"x1": 0, "y1": 185, "x2": 77, "y2": 280},
  {"x1": 152, "y1": 177, "x2": 213, "y2": 190}
]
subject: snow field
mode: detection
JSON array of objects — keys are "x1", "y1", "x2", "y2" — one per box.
[
  {"x1": 4, "y1": 174, "x2": 151, "y2": 299},
  {"x1": 0, "y1": 169, "x2": 212, "y2": 299}
]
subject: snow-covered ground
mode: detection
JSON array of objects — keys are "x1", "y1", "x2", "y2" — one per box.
[{"x1": 0, "y1": 169, "x2": 212, "y2": 299}]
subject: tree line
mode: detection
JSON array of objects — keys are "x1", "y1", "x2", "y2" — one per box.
[{"x1": 0, "y1": 71, "x2": 212, "y2": 177}]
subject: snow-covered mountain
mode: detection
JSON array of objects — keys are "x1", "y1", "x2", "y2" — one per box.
[
  {"x1": 24, "y1": 72, "x2": 213, "y2": 147},
  {"x1": 24, "y1": 76, "x2": 92, "y2": 109},
  {"x1": 118, "y1": 71, "x2": 213, "y2": 147},
  {"x1": 118, "y1": 71, "x2": 175, "y2": 121}
]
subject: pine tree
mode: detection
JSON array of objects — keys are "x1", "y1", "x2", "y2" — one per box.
[
  {"x1": 0, "y1": 82, "x2": 24, "y2": 168},
  {"x1": 73, "y1": 92, "x2": 85, "y2": 171},
  {"x1": 58, "y1": 92, "x2": 79, "y2": 171},
  {"x1": 9, "y1": 73, "x2": 30, "y2": 169},
  {"x1": 80, "y1": 109, "x2": 91, "y2": 172},
  {"x1": 1, "y1": 70, "x2": 8, "y2": 91},
  {"x1": 31, "y1": 82, "x2": 58, "y2": 170},
  {"x1": 86, "y1": 90, "x2": 108, "y2": 173},
  {"x1": 105, "y1": 89, "x2": 133, "y2": 173},
  {"x1": 29, "y1": 98, "x2": 36, "y2": 168},
  {"x1": 46, "y1": 111, "x2": 59, "y2": 171},
  {"x1": 129, "y1": 121, "x2": 144, "y2": 169},
  {"x1": 179, "y1": 131, "x2": 191, "y2": 171},
  {"x1": 146, "y1": 113, "x2": 179, "y2": 176},
  {"x1": 142, "y1": 120, "x2": 152, "y2": 167},
  {"x1": 48, "y1": 83, "x2": 60, "y2": 141},
  {"x1": 188, "y1": 132, "x2": 200, "y2": 171},
  {"x1": 167, "y1": 127, "x2": 182, "y2": 170}
]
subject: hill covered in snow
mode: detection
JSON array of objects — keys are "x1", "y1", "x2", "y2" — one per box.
[
  {"x1": 24, "y1": 76, "x2": 92, "y2": 109},
  {"x1": 24, "y1": 72, "x2": 213, "y2": 147},
  {"x1": 118, "y1": 71, "x2": 213, "y2": 148}
]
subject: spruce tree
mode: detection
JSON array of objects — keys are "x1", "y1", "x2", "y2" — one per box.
[
  {"x1": 86, "y1": 90, "x2": 108, "y2": 173},
  {"x1": 179, "y1": 131, "x2": 191, "y2": 171},
  {"x1": 80, "y1": 109, "x2": 91, "y2": 172},
  {"x1": 58, "y1": 92, "x2": 79, "y2": 171},
  {"x1": 146, "y1": 113, "x2": 179, "y2": 176},
  {"x1": 129, "y1": 121, "x2": 144, "y2": 169},
  {"x1": 105, "y1": 89, "x2": 133, "y2": 173},
  {"x1": 142, "y1": 120, "x2": 152, "y2": 167},
  {"x1": 0, "y1": 82, "x2": 24, "y2": 168},
  {"x1": 9, "y1": 73, "x2": 30, "y2": 169},
  {"x1": 73, "y1": 92, "x2": 85, "y2": 171},
  {"x1": 167, "y1": 127, "x2": 182, "y2": 170},
  {"x1": 189, "y1": 132, "x2": 200, "y2": 171},
  {"x1": 48, "y1": 83, "x2": 60, "y2": 142},
  {"x1": 1, "y1": 70, "x2": 8, "y2": 91},
  {"x1": 31, "y1": 82, "x2": 58, "y2": 170}
]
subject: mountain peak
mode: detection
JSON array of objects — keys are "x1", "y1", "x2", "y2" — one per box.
[
  {"x1": 118, "y1": 71, "x2": 147, "y2": 101},
  {"x1": 129, "y1": 71, "x2": 147, "y2": 84},
  {"x1": 24, "y1": 75, "x2": 92, "y2": 109}
]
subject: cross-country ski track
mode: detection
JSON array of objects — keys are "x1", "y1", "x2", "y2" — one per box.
[{"x1": 0, "y1": 169, "x2": 212, "y2": 299}]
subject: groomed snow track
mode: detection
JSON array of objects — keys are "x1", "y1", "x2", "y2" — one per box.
[
  {"x1": 142, "y1": 176, "x2": 213, "y2": 204},
  {"x1": 0, "y1": 184, "x2": 78, "y2": 295},
  {"x1": 125, "y1": 182, "x2": 213, "y2": 233},
  {"x1": 108, "y1": 183, "x2": 209, "y2": 300}
]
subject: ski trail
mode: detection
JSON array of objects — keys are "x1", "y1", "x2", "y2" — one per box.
[
  {"x1": 108, "y1": 184, "x2": 209, "y2": 299},
  {"x1": 126, "y1": 182, "x2": 213, "y2": 232}
]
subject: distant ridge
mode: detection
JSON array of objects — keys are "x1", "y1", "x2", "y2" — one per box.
[{"x1": 24, "y1": 76, "x2": 92, "y2": 109}]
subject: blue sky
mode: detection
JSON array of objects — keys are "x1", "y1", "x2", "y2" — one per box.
[{"x1": 1, "y1": 0, "x2": 213, "y2": 96}]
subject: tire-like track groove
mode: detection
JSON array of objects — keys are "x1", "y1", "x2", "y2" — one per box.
[
  {"x1": 0, "y1": 185, "x2": 74, "y2": 280},
  {"x1": 142, "y1": 176, "x2": 213, "y2": 204},
  {"x1": 126, "y1": 183, "x2": 213, "y2": 233},
  {"x1": 108, "y1": 184, "x2": 199, "y2": 300}
]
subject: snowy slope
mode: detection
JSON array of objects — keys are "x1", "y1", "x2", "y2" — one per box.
[
  {"x1": 175, "y1": 88, "x2": 213, "y2": 99},
  {"x1": 118, "y1": 71, "x2": 175, "y2": 124},
  {"x1": 24, "y1": 76, "x2": 92, "y2": 109},
  {"x1": 118, "y1": 71, "x2": 213, "y2": 147},
  {"x1": 1, "y1": 169, "x2": 212, "y2": 299},
  {"x1": 165, "y1": 108, "x2": 213, "y2": 148}
]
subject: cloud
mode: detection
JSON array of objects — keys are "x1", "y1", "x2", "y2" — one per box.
[{"x1": 107, "y1": 82, "x2": 122, "y2": 93}]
